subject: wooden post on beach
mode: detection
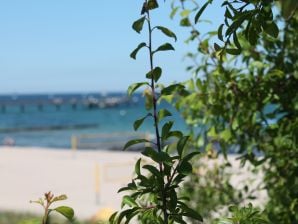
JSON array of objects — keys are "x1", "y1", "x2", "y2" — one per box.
[
  {"x1": 71, "y1": 135, "x2": 78, "y2": 152},
  {"x1": 95, "y1": 163, "x2": 101, "y2": 205}
]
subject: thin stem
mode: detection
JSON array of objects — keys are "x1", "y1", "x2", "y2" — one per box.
[
  {"x1": 42, "y1": 205, "x2": 49, "y2": 224},
  {"x1": 146, "y1": 4, "x2": 169, "y2": 223}
]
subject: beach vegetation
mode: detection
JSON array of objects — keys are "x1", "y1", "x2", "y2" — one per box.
[
  {"x1": 112, "y1": 0, "x2": 297, "y2": 223},
  {"x1": 166, "y1": 0, "x2": 298, "y2": 223},
  {"x1": 30, "y1": 192, "x2": 74, "y2": 224}
]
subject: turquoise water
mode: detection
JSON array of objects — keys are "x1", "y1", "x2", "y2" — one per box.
[{"x1": 0, "y1": 93, "x2": 186, "y2": 149}]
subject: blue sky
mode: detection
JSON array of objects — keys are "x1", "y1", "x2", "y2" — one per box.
[{"x1": 0, "y1": 1, "x2": 223, "y2": 94}]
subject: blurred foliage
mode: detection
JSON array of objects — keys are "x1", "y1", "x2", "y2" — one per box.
[
  {"x1": 216, "y1": 203, "x2": 268, "y2": 224},
  {"x1": 167, "y1": 0, "x2": 298, "y2": 223},
  {"x1": 0, "y1": 211, "x2": 106, "y2": 224},
  {"x1": 180, "y1": 157, "x2": 242, "y2": 224}
]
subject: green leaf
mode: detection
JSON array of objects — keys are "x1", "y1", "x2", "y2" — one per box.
[
  {"x1": 124, "y1": 139, "x2": 149, "y2": 150},
  {"x1": 218, "y1": 24, "x2": 224, "y2": 41},
  {"x1": 161, "y1": 84, "x2": 184, "y2": 95},
  {"x1": 194, "y1": 1, "x2": 210, "y2": 24},
  {"x1": 248, "y1": 26, "x2": 258, "y2": 45},
  {"x1": 233, "y1": 32, "x2": 241, "y2": 50},
  {"x1": 132, "y1": 16, "x2": 146, "y2": 33},
  {"x1": 130, "y1": 42, "x2": 147, "y2": 59},
  {"x1": 226, "y1": 48, "x2": 241, "y2": 55},
  {"x1": 154, "y1": 43, "x2": 175, "y2": 54},
  {"x1": 262, "y1": 21, "x2": 279, "y2": 38},
  {"x1": 133, "y1": 114, "x2": 150, "y2": 131},
  {"x1": 214, "y1": 43, "x2": 222, "y2": 51},
  {"x1": 168, "y1": 130, "x2": 183, "y2": 139},
  {"x1": 121, "y1": 195, "x2": 138, "y2": 208},
  {"x1": 147, "y1": 0, "x2": 159, "y2": 10},
  {"x1": 141, "y1": 147, "x2": 159, "y2": 162},
  {"x1": 170, "y1": 6, "x2": 179, "y2": 19},
  {"x1": 158, "y1": 109, "x2": 172, "y2": 121},
  {"x1": 177, "y1": 136, "x2": 189, "y2": 157},
  {"x1": 155, "y1": 26, "x2": 177, "y2": 41},
  {"x1": 135, "y1": 158, "x2": 141, "y2": 176},
  {"x1": 146, "y1": 67, "x2": 162, "y2": 82},
  {"x1": 161, "y1": 121, "x2": 173, "y2": 140},
  {"x1": 225, "y1": 7, "x2": 233, "y2": 19},
  {"x1": 109, "y1": 212, "x2": 118, "y2": 223},
  {"x1": 52, "y1": 195, "x2": 67, "y2": 203},
  {"x1": 179, "y1": 202, "x2": 203, "y2": 221},
  {"x1": 143, "y1": 164, "x2": 161, "y2": 178},
  {"x1": 180, "y1": 17, "x2": 191, "y2": 27},
  {"x1": 182, "y1": 151, "x2": 200, "y2": 162},
  {"x1": 177, "y1": 160, "x2": 192, "y2": 175},
  {"x1": 168, "y1": 189, "x2": 178, "y2": 212},
  {"x1": 53, "y1": 206, "x2": 74, "y2": 221},
  {"x1": 127, "y1": 82, "x2": 148, "y2": 96}
]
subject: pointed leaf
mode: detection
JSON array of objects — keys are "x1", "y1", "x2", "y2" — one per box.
[
  {"x1": 141, "y1": 147, "x2": 159, "y2": 162},
  {"x1": 52, "y1": 194, "x2": 67, "y2": 203},
  {"x1": 177, "y1": 160, "x2": 192, "y2": 175},
  {"x1": 143, "y1": 164, "x2": 161, "y2": 178},
  {"x1": 233, "y1": 32, "x2": 241, "y2": 50},
  {"x1": 170, "y1": 6, "x2": 179, "y2": 19},
  {"x1": 161, "y1": 84, "x2": 184, "y2": 95},
  {"x1": 156, "y1": 26, "x2": 177, "y2": 41},
  {"x1": 158, "y1": 109, "x2": 172, "y2": 121},
  {"x1": 179, "y1": 201, "x2": 203, "y2": 221},
  {"x1": 135, "y1": 158, "x2": 141, "y2": 176},
  {"x1": 133, "y1": 114, "x2": 150, "y2": 131},
  {"x1": 130, "y1": 42, "x2": 147, "y2": 59},
  {"x1": 182, "y1": 151, "x2": 200, "y2": 162},
  {"x1": 132, "y1": 16, "x2": 146, "y2": 33},
  {"x1": 146, "y1": 67, "x2": 162, "y2": 82},
  {"x1": 161, "y1": 121, "x2": 173, "y2": 140},
  {"x1": 154, "y1": 43, "x2": 175, "y2": 54},
  {"x1": 147, "y1": 0, "x2": 159, "y2": 10},
  {"x1": 180, "y1": 17, "x2": 191, "y2": 27},
  {"x1": 124, "y1": 139, "x2": 149, "y2": 150},
  {"x1": 214, "y1": 43, "x2": 222, "y2": 51},
  {"x1": 218, "y1": 24, "x2": 224, "y2": 41},
  {"x1": 262, "y1": 21, "x2": 279, "y2": 38},
  {"x1": 127, "y1": 82, "x2": 148, "y2": 96},
  {"x1": 226, "y1": 48, "x2": 241, "y2": 55},
  {"x1": 121, "y1": 195, "x2": 138, "y2": 208},
  {"x1": 194, "y1": 1, "x2": 210, "y2": 24},
  {"x1": 53, "y1": 206, "x2": 74, "y2": 221},
  {"x1": 177, "y1": 136, "x2": 189, "y2": 157}
]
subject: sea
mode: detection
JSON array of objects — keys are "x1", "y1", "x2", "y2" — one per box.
[{"x1": 0, "y1": 92, "x2": 186, "y2": 149}]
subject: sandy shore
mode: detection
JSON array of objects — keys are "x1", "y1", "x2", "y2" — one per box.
[
  {"x1": 0, "y1": 146, "x2": 267, "y2": 220},
  {"x1": 0, "y1": 146, "x2": 140, "y2": 219}
]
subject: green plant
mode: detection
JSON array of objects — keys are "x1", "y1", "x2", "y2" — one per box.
[
  {"x1": 167, "y1": 0, "x2": 298, "y2": 223},
  {"x1": 109, "y1": 1, "x2": 203, "y2": 223},
  {"x1": 216, "y1": 203, "x2": 268, "y2": 224},
  {"x1": 30, "y1": 191, "x2": 74, "y2": 224}
]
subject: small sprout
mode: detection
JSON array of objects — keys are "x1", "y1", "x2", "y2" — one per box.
[{"x1": 30, "y1": 191, "x2": 74, "y2": 224}]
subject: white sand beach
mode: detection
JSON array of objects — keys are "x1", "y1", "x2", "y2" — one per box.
[
  {"x1": 0, "y1": 146, "x2": 140, "y2": 220},
  {"x1": 0, "y1": 146, "x2": 267, "y2": 221}
]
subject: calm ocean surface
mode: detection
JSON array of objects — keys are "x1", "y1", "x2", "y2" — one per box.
[{"x1": 0, "y1": 93, "x2": 186, "y2": 149}]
